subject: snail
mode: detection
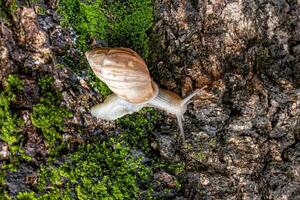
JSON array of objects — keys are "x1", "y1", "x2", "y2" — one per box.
[{"x1": 85, "y1": 48, "x2": 202, "y2": 140}]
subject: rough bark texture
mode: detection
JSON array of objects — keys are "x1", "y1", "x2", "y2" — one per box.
[
  {"x1": 0, "y1": 0, "x2": 299, "y2": 199},
  {"x1": 150, "y1": 0, "x2": 300, "y2": 199}
]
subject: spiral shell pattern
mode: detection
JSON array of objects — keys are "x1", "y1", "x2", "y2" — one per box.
[{"x1": 85, "y1": 48, "x2": 158, "y2": 104}]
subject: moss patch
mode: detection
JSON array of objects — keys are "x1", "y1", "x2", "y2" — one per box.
[
  {"x1": 31, "y1": 76, "x2": 72, "y2": 156},
  {"x1": 16, "y1": 137, "x2": 151, "y2": 200},
  {"x1": 0, "y1": 75, "x2": 24, "y2": 153},
  {"x1": 116, "y1": 108, "x2": 161, "y2": 152},
  {"x1": 0, "y1": 75, "x2": 30, "y2": 195},
  {"x1": 57, "y1": 0, "x2": 154, "y2": 97},
  {"x1": 0, "y1": 75, "x2": 24, "y2": 152},
  {"x1": 57, "y1": 0, "x2": 108, "y2": 52},
  {"x1": 13, "y1": 107, "x2": 162, "y2": 199},
  {"x1": 57, "y1": 0, "x2": 153, "y2": 56},
  {"x1": 105, "y1": 0, "x2": 154, "y2": 58},
  {"x1": 0, "y1": 0, "x2": 17, "y2": 25}
]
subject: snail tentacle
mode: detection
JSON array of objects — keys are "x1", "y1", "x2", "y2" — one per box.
[{"x1": 147, "y1": 87, "x2": 202, "y2": 140}]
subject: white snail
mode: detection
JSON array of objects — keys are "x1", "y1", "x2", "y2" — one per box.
[{"x1": 86, "y1": 48, "x2": 202, "y2": 140}]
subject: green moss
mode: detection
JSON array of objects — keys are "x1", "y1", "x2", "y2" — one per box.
[
  {"x1": 87, "y1": 68, "x2": 111, "y2": 97},
  {"x1": 0, "y1": 75, "x2": 25, "y2": 155},
  {"x1": 0, "y1": 76, "x2": 23, "y2": 146},
  {"x1": 0, "y1": 190, "x2": 11, "y2": 200},
  {"x1": 58, "y1": 0, "x2": 153, "y2": 56},
  {"x1": 159, "y1": 162, "x2": 185, "y2": 177},
  {"x1": 16, "y1": 137, "x2": 150, "y2": 199},
  {"x1": 31, "y1": 76, "x2": 72, "y2": 156},
  {"x1": 57, "y1": 0, "x2": 154, "y2": 97},
  {"x1": 4, "y1": 75, "x2": 24, "y2": 92},
  {"x1": 15, "y1": 192, "x2": 36, "y2": 200},
  {"x1": 37, "y1": 76, "x2": 54, "y2": 93},
  {"x1": 31, "y1": 103, "x2": 72, "y2": 155},
  {"x1": 117, "y1": 108, "x2": 187, "y2": 193},
  {"x1": 105, "y1": 0, "x2": 154, "y2": 58},
  {"x1": 14, "y1": 107, "x2": 159, "y2": 199},
  {"x1": 0, "y1": 0, "x2": 17, "y2": 25},
  {"x1": 0, "y1": 75, "x2": 31, "y2": 196},
  {"x1": 57, "y1": 0, "x2": 107, "y2": 52},
  {"x1": 192, "y1": 151, "x2": 207, "y2": 162},
  {"x1": 116, "y1": 108, "x2": 161, "y2": 152}
]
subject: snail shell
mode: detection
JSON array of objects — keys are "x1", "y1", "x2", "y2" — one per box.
[{"x1": 85, "y1": 48, "x2": 158, "y2": 104}]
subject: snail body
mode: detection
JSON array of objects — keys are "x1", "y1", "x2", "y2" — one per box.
[
  {"x1": 86, "y1": 48, "x2": 200, "y2": 140},
  {"x1": 91, "y1": 93, "x2": 145, "y2": 120}
]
